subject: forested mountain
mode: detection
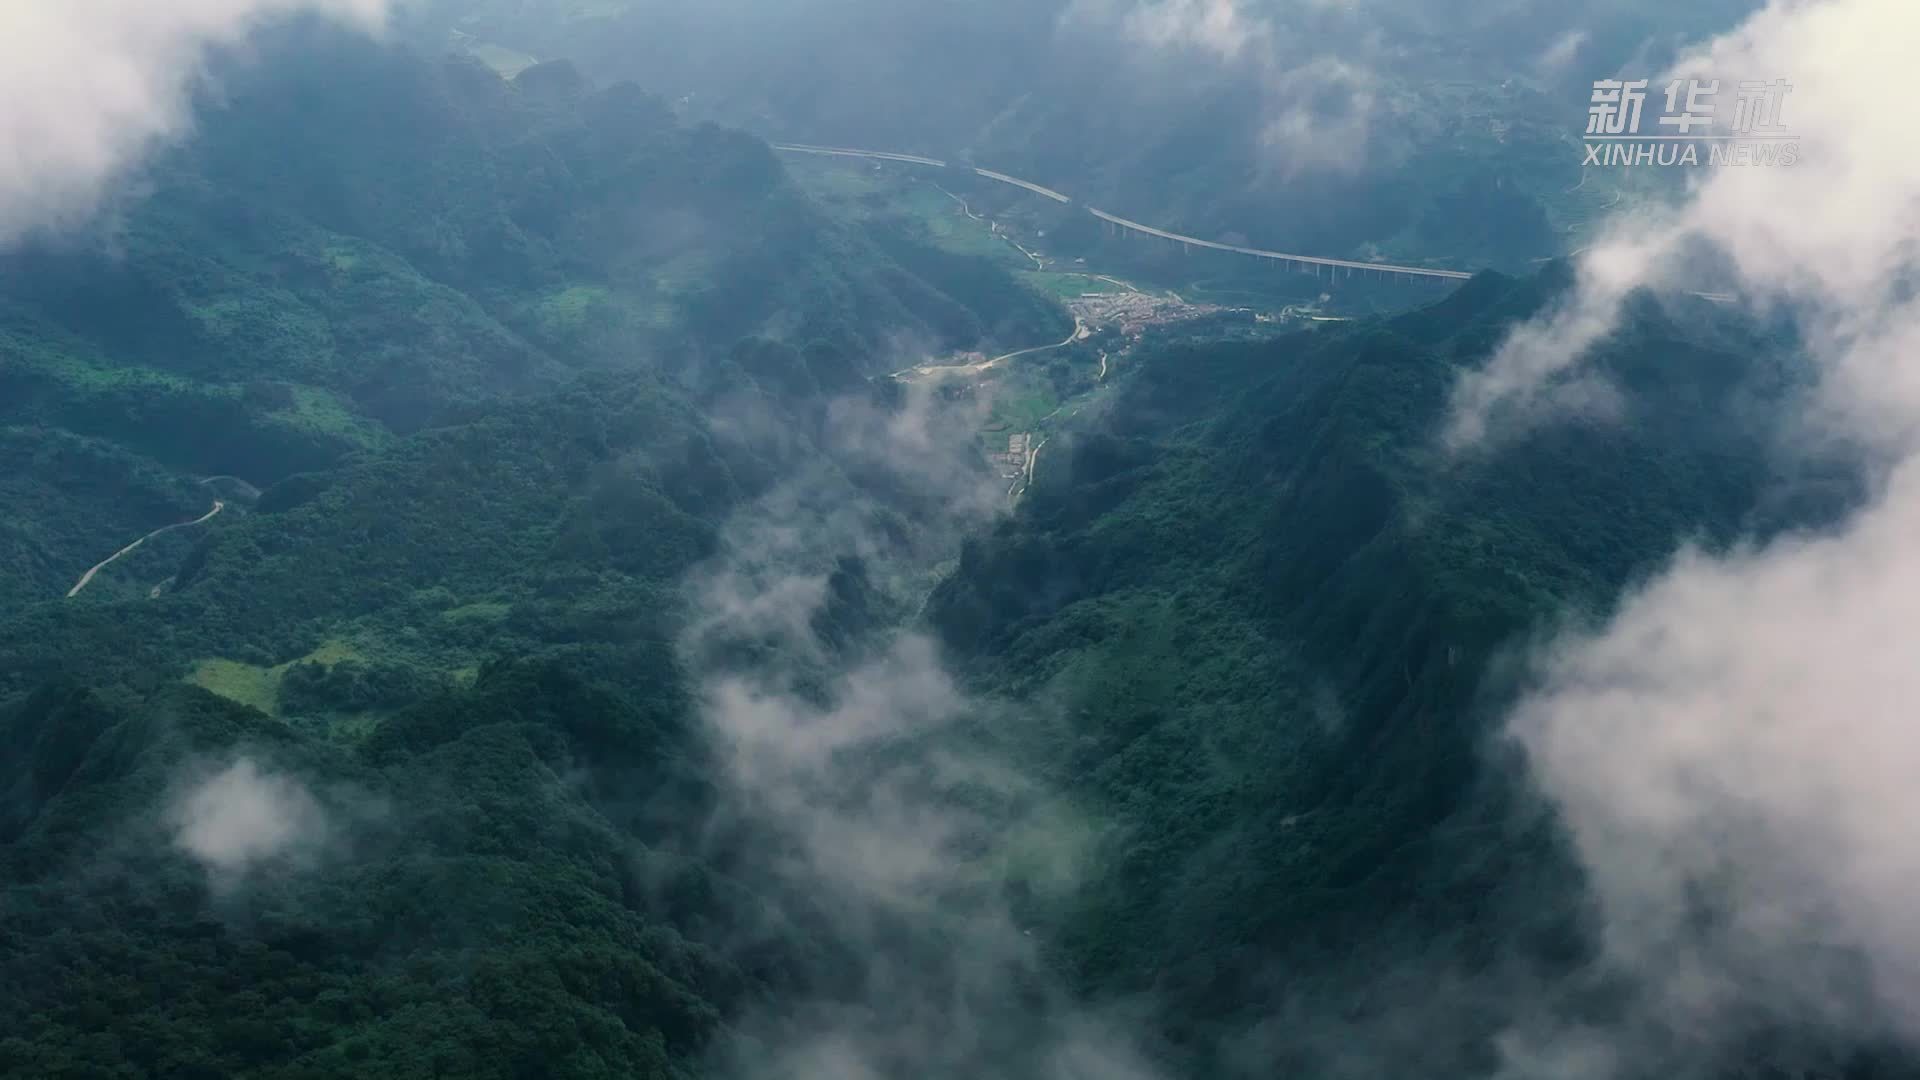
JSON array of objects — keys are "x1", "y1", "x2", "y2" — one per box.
[
  {"x1": 0, "y1": 28, "x2": 1076, "y2": 1079},
  {"x1": 0, "y1": 10, "x2": 1899, "y2": 1080},
  {"x1": 0, "y1": 29, "x2": 1065, "y2": 610},
  {"x1": 927, "y1": 268, "x2": 1858, "y2": 1075},
  {"x1": 1, "y1": 134, "x2": 1856, "y2": 1078}
]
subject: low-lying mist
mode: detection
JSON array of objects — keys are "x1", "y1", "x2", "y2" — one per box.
[{"x1": 672, "y1": 378, "x2": 1168, "y2": 1078}]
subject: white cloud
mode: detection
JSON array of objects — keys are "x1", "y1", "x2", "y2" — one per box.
[
  {"x1": 1447, "y1": 0, "x2": 1920, "y2": 452},
  {"x1": 1516, "y1": 460, "x2": 1920, "y2": 1044},
  {"x1": 1258, "y1": 54, "x2": 1380, "y2": 177},
  {"x1": 0, "y1": 0, "x2": 389, "y2": 245},
  {"x1": 1435, "y1": 0, "x2": 1920, "y2": 1065},
  {"x1": 1442, "y1": 227, "x2": 1668, "y2": 450},
  {"x1": 167, "y1": 757, "x2": 331, "y2": 880},
  {"x1": 1116, "y1": 0, "x2": 1271, "y2": 60},
  {"x1": 1535, "y1": 28, "x2": 1591, "y2": 76},
  {"x1": 1058, "y1": 0, "x2": 1383, "y2": 177}
]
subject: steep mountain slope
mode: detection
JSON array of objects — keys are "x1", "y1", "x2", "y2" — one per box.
[
  {"x1": 928, "y1": 268, "x2": 1850, "y2": 1074},
  {"x1": 0, "y1": 31, "x2": 1065, "y2": 607},
  {"x1": 0, "y1": 38, "x2": 1065, "y2": 1075},
  {"x1": 0, "y1": 672, "x2": 753, "y2": 1080}
]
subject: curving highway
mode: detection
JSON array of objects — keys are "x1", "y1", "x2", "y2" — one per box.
[
  {"x1": 774, "y1": 143, "x2": 1474, "y2": 282},
  {"x1": 1083, "y1": 207, "x2": 1471, "y2": 280},
  {"x1": 775, "y1": 143, "x2": 948, "y2": 169},
  {"x1": 972, "y1": 167, "x2": 1071, "y2": 205}
]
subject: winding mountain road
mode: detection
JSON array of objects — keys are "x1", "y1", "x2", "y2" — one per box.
[
  {"x1": 894, "y1": 317, "x2": 1090, "y2": 380},
  {"x1": 66, "y1": 501, "x2": 225, "y2": 599},
  {"x1": 935, "y1": 183, "x2": 1044, "y2": 269},
  {"x1": 988, "y1": 317, "x2": 1090, "y2": 366}
]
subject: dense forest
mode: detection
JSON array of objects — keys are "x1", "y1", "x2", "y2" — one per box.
[
  {"x1": 0, "y1": 27, "x2": 1065, "y2": 610},
  {"x1": 0, "y1": 34, "x2": 1072, "y2": 1077},
  {"x1": 927, "y1": 267, "x2": 1867, "y2": 1075},
  {"x1": 0, "y1": 16, "x2": 1900, "y2": 1080}
]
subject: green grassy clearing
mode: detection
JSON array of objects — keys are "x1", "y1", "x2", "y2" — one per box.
[{"x1": 186, "y1": 639, "x2": 367, "y2": 718}]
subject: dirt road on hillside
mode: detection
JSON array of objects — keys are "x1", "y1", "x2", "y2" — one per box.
[{"x1": 66, "y1": 501, "x2": 225, "y2": 599}]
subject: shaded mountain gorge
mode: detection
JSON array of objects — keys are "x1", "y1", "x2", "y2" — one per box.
[{"x1": 0, "y1": 23, "x2": 1887, "y2": 1080}]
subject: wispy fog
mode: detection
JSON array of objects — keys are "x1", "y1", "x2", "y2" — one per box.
[
  {"x1": 678, "y1": 381, "x2": 1164, "y2": 1078},
  {"x1": 167, "y1": 756, "x2": 333, "y2": 884}
]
